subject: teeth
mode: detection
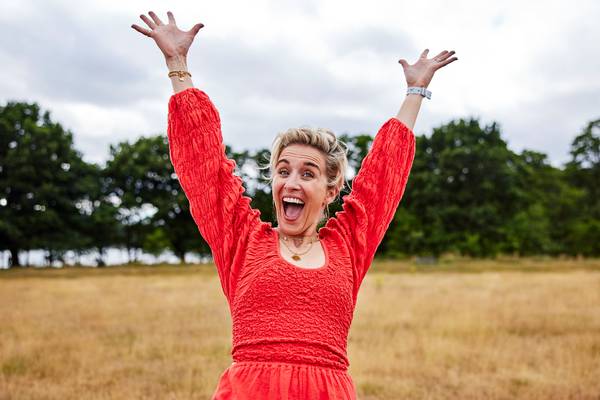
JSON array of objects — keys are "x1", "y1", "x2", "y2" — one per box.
[{"x1": 283, "y1": 197, "x2": 304, "y2": 205}]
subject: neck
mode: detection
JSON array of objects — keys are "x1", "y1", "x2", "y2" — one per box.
[
  {"x1": 276, "y1": 227, "x2": 318, "y2": 237},
  {"x1": 276, "y1": 228, "x2": 319, "y2": 249}
]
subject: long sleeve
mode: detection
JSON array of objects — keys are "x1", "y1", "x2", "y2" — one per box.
[
  {"x1": 322, "y1": 117, "x2": 416, "y2": 293},
  {"x1": 167, "y1": 88, "x2": 262, "y2": 301}
]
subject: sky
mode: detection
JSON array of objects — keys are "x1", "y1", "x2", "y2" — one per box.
[{"x1": 1, "y1": 0, "x2": 598, "y2": 168}]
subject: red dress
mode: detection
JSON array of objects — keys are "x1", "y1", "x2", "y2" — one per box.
[{"x1": 167, "y1": 88, "x2": 415, "y2": 399}]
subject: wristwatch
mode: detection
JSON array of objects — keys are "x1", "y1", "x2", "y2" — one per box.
[{"x1": 406, "y1": 87, "x2": 432, "y2": 99}]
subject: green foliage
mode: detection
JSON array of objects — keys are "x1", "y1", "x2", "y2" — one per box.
[
  {"x1": 2, "y1": 96, "x2": 600, "y2": 267},
  {"x1": 104, "y1": 135, "x2": 208, "y2": 263},
  {"x1": 563, "y1": 119, "x2": 600, "y2": 256},
  {"x1": 502, "y1": 203, "x2": 553, "y2": 255},
  {"x1": 143, "y1": 227, "x2": 171, "y2": 257},
  {"x1": 398, "y1": 118, "x2": 522, "y2": 257},
  {"x1": 384, "y1": 208, "x2": 423, "y2": 258},
  {"x1": 0, "y1": 101, "x2": 93, "y2": 266}
]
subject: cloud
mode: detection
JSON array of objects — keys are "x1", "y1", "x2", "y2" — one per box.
[
  {"x1": 0, "y1": 2, "x2": 159, "y2": 107},
  {"x1": 189, "y1": 29, "x2": 414, "y2": 153},
  {"x1": 330, "y1": 26, "x2": 416, "y2": 58},
  {"x1": 493, "y1": 88, "x2": 599, "y2": 167},
  {"x1": 1, "y1": 0, "x2": 599, "y2": 169}
]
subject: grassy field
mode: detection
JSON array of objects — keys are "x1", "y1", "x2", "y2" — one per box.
[{"x1": 1, "y1": 258, "x2": 600, "y2": 399}]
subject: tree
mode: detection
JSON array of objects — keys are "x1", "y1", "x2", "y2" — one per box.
[
  {"x1": 399, "y1": 118, "x2": 522, "y2": 257},
  {"x1": 0, "y1": 101, "x2": 92, "y2": 267},
  {"x1": 105, "y1": 135, "x2": 209, "y2": 263},
  {"x1": 564, "y1": 119, "x2": 600, "y2": 256},
  {"x1": 499, "y1": 150, "x2": 559, "y2": 255},
  {"x1": 73, "y1": 163, "x2": 121, "y2": 266}
]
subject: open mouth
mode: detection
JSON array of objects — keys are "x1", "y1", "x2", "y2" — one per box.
[{"x1": 282, "y1": 198, "x2": 305, "y2": 221}]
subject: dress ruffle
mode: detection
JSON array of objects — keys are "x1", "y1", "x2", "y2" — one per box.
[{"x1": 212, "y1": 361, "x2": 356, "y2": 400}]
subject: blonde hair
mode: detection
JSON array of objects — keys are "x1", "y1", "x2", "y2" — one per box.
[{"x1": 260, "y1": 126, "x2": 349, "y2": 205}]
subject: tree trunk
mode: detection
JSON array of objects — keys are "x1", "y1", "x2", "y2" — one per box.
[
  {"x1": 126, "y1": 246, "x2": 133, "y2": 263},
  {"x1": 45, "y1": 250, "x2": 52, "y2": 267},
  {"x1": 96, "y1": 247, "x2": 106, "y2": 267},
  {"x1": 176, "y1": 249, "x2": 186, "y2": 264},
  {"x1": 172, "y1": 243, "x2": 186, "y2": 265},
  {"x1": 9, "y1": 247, "x2": 20, "y2": 268}
]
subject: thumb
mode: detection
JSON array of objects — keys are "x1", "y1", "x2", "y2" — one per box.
[
  {"x1": 398, "y1": 59, "x2": 409, "y2": 69},
  {"x1": 189, "y1": 23, "x2": 204, "y2": 36}
]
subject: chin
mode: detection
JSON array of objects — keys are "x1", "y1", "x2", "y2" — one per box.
[
  {"x1": 278, "y1": 217, "x2": 303, "y2": 231},
  {"x1": 275, "y1": 210, "x2": 302, "y2": 232}
]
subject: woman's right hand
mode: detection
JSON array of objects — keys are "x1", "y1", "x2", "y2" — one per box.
[{"x1": 131, "y1": 11, "x2": 204, "y2": 61}]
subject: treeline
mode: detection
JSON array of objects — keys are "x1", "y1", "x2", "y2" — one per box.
[{"x1": 1, "y1": 101, "x2": 599, "y2": 267}]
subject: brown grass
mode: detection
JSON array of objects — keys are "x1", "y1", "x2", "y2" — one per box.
[{"x1": 1, "y1": 260, "x2": 600, "y2": 399}]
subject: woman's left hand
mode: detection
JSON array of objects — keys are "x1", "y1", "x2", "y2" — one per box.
[{"x1": 398, "y1": 49, "x2": 457, "y2": 88}]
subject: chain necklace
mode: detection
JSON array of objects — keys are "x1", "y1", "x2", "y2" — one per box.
[{"x1": 277, "y1": 230, "x2": 319, "y2": 261}]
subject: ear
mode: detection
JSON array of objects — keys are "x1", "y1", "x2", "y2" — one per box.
[{"x1": 324, "y1": 185, "x2": 339, "y2": 206}]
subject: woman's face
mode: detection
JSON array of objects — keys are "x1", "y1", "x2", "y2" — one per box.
[{"x1": 272, "y1": 144, "x2": 337, "y2": 237}]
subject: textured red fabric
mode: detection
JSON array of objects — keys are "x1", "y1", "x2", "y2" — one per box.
[{"x1": 167, "y1": 88, "x2": 416, "y2": 399}]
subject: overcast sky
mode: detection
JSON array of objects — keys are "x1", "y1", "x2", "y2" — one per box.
[{"x1": 1, "y1": 0, "x2": 598, "y2": 168}]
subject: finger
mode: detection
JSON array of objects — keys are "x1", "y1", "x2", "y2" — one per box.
[
  {"x1": 420, "y1": 48, "x2": 429, "y2": 58},
  {"x1": 148, "y1": 11, "x2": 164, "y2": 26},
  {"x1": 140, "y1": 14, "x2": 157, "y2": 30},
  {"x1": 435, "y1": 56, "x2": 458, "y2": 69},
  {"x1": 436, "y1": 50, "x2": 455, "y2": 62},
  {"x1": 398, "y1": 59, "x2": 409, "y2": 69},
  {"x1": 131, "y1": 24, "x2": 153, "y2": 37},
  {"x1": 433, "y1": 50, "x2": 448, "y2": 60},
  {"x1": 188, "y1": 23, "x2": 205, "y2": 36},
  {"x1": 167, "y1": 11, "x2": 176, "y2": 25}
]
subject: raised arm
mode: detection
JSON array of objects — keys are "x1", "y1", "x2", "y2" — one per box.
[
  {"x1": 324, "y1": 49, "x2": 457, "y2": 295},
  {"x1": 132, "y1": 12, "x2": 261, "y2": 300}
]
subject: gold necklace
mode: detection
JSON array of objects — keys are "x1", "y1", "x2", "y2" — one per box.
[{"x1": 278, "y1": 231, "x2": 319, "y2": 261}]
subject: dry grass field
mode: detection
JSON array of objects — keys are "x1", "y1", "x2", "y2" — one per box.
[{"x1": 1, "y1": 258, "x2": 600, "y2": 399}]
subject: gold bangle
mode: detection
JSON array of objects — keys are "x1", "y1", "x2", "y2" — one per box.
[{"x1": 168, "y1": 70, "x2": 192, "y2": 82}]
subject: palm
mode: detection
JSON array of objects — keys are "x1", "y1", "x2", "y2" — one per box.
[
  {"x1": 131, "y1": 11, "x2": 203, "y2": 59},
  {"x1": 399, "y1": 49, "x2": 457, "y2": 88},
  {"x1": 152, "y1": 24, "x2": 194, "y2": 58}
]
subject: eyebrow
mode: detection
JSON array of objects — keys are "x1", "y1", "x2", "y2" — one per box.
[{"x1": 276, "y1": 159, "x2": 321, "y2": 172}]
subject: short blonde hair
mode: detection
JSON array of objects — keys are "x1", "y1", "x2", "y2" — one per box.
[{"x1": 260, "y1": 126, "x2": 349, "y2": 203}]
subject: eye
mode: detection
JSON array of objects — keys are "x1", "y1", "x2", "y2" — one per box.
[
  {"x1": 277, "y1": 168, "x2": 315, "y2": 178},
  {"x1": 277, "y1": 169, "x2": 314, "y2": 178}
]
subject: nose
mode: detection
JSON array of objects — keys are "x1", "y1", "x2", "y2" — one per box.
[{"x1": 284, "y1": 171, "x2": 302, "y2": 190}]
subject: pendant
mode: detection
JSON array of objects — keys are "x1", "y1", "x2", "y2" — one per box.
[{"x1": 292, "y1": 255, "x2": 301, "y2": 261}]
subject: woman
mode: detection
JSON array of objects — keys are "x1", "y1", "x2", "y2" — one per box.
[{"x1": 132, "y1": 11, "x2": 457, "y2": 399}]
